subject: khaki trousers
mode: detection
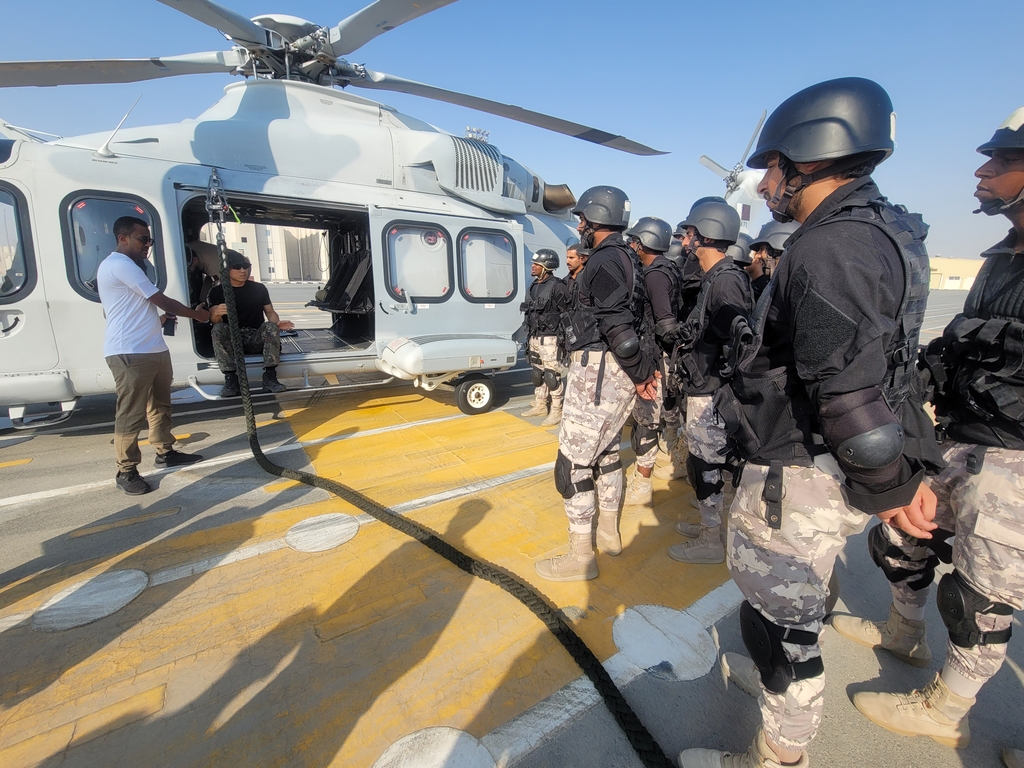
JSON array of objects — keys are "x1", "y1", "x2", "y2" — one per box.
[{"x1": 106, "y1": 351, "x2": 174, "y2": 472}]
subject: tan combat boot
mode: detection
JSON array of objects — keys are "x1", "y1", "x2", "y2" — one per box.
[
  {"x1": 832, "y1": 603, "x2": 932, "y2": 667},
  {"x1": 720, "y1": 652, "x2": 761, "y2": 698},
  {"x1": 853, "y1": 672, "x2": 974, "y2": 748},
  {"x1": 596, "y1": 509, "x2": 622, "y2": 556},
  {"x1": 624, "y1": 466, "x2": 653, "y2": 507},
  {"x1": 535, "y1": 531, "x2": 598, "y2": 582},
  {"x1": 668, "y1": 525, "x2": 725, "y2": 564},
  {"x1": 1003, "y1": 747, "x2": 1024, "y2": 768},
  {"x1": 653, "y1": 438, "x2": 689, "y2": 480},
  {"x1": 679, "y1": 729, "x2": 808, "y2": 768},
  {"x1": 521, "y1": 399, "x2": 548, "y2": 418},
  {"x1": 540, "y1": 403, "x2": 562, "y2": 427},
  {"x1": 675, "y1": 519, "x2": 701, "y2": 538}
]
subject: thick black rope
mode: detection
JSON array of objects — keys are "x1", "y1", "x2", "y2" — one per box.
[{"x1": 208, "y1": 173, "x2": 672, "y2": 768}]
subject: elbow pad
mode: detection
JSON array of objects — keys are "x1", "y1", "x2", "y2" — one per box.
[
  {"x1": 607, "y1": 325, "x2": 640, "y2": 359},
  {"x1": 820, "y1": 388, "x2": 904, "y2": 470}
]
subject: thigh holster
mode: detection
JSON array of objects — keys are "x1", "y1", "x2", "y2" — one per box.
[{"x1": 739, "y1": 601, "x2": 823, "y2": 695}]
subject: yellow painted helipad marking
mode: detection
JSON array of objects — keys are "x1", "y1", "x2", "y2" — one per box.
[
  {"x1": 0, "y1": 458, "x2": 32, "y2": 468},
  {"x1": 69, "y1": 508, "x2": 182, "y2": 539}
]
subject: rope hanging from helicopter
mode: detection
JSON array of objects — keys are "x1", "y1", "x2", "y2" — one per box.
[{"x1": 205, "y1": 169, "x2": 673, "y2": 768}]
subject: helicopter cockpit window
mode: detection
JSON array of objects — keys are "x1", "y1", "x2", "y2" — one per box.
[
  {"x1": 0, "y1": 186, "x2": 34, "y2": 303},
  {"x1": 384, "y1": 223, "x2": 453, "y2": 303},
  {"x1": 457, "y1": 229, "x2": 517, "y2": 303},
  {"x1": 61, "y1": 193, "x2": 163, "y2": 303}
]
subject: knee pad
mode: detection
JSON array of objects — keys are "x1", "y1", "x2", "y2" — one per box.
[
  {"x1": 543, "y1": 368, "x2": 561, "y2": 391},
  {"x1": 739, "y1": 601, "x2": 823, "y2": 695},
  {"x1": 531, "y1": 366, "x2": 544, "y2": 387},
  {"x1": 937, "y1": 570, "x2": 1013, "y2": 648},
  {"x1": 687, "y1": 455, "x2": 724, "y2": 500},
  {"x1": 630, "y1": 422, "x2": 659, "y2": 458},
  {"x1": 554, "y1": 451, "x2": 595, "y2": 500},
  {"x1": 741, "y1": 606, "x2": 819, "y2": 696},
  {"x1": 868, "y1": 523, "x2": 938, "y2": 591}
]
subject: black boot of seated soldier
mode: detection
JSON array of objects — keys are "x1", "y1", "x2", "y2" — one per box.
[
  {"x1": 220, "y1": 370, "x2": 241, "y2": 398},
  {"x1": 262, "y1": 366, "x2": 286, "y2": 393}
]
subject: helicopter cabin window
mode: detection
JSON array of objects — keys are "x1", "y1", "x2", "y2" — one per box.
[
  {"x1": 180, "y1": 195, "x2": 374, "y2": 359},
  {"x1": 384, "y1": 223, "x2": 453, "y2": 303},
  {"x1": 457, "y1": 229, "x2": 516, "y2": 303},
  {"x1": 61, "y1": 193, "x2": 163, "y2": 303},
  {"x1": 0, "y1": 184, "x2": 36, "y2": 304}
]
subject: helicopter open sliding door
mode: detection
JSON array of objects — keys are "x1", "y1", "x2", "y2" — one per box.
[
  {"x1": 0, "y1": 181, "x2": 59, "y2": 379},
  {"x1": 371, "y1": 207, "x2": 523, "y2": 385}
]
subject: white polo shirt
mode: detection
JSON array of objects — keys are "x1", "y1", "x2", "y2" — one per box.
[{"x1": 97, "y1": 252, "x2": 168, "y2": 357}]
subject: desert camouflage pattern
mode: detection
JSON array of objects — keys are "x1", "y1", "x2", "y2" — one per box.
[
  {"x1": 558, "y1": 350, "x2": 636, "y2": 531},
  {"x1": 728, "y1": 461, "x2": 871, "y2": 750},
  {"x1": 882, "y1": 441, "x2": 1024, "y2": 683},
  {"x1": 528, "y1": 334, "x2": 563, "y2": 407},
  {"x1": 212, "y1": 321, "x2": 281, "y2": 372},
  {"x1": 686, "y1": 394, "x2": 729, "y2": 528},
  {"x1": 631, "y1": 372, "x2": 663, "y2": 470}
]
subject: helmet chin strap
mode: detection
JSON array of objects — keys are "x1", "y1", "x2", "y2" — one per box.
[
  {"x1": 974, "y1": 185, "x2": 1024, "y2": 216},
  {"x1": 579, "y1": 217, "x2": 598, "y2": 249},
  {"x1": 766, "y1": 155, "x2": 868, "y2": 221}
]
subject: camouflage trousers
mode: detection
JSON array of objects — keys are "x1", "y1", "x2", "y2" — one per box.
[
  {"x1": 728, "y1": 459, "x2": 870, "y2": 751},
  {"x1": 686, "y1": 395, "x2": 729, "y2": 528},
  {"x1": 557, "y1": 350, "x2": 636, "y2": 532},
  {"x1": 212, "y1": 321, "x2": 281, "y2": 372},
  {"x1": 874, "y1": 441, "x2": 1024, "y2": 684},
  {"x1": 528, "y1": 334, "x2": 563, "y2": 407},
  {"x1": 631, "y1": 372, "x2": 663, "y2": 470}
]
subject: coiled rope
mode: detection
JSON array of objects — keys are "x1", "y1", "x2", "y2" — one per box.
[{"x1": 207, "y1": 171, "x2": 672, "y2": 768}]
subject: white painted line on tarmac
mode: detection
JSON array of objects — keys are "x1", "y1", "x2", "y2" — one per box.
[{"x1": 149, "y1": 540, "x2": 288, "y2": 587}]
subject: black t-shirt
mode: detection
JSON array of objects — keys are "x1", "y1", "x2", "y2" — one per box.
[{"x1": 209, "y1": 280, "x2": 271, "y2": 329}]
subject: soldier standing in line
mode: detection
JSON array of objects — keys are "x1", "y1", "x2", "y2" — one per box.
[
  {"x1": 678, "y1": 78, "x2": 944, "y2": 768},
  {"x1": 668, "y1": 200, "x2": 753, "y2": 565},
  {"x1": 832, "y1": 108, "x2": 1024, "y2": 768},
  {"x1": 747, "y1": 220, "x2": 800, "y2": 301},
  {"x1": 565, "y1": 242, "x2": 586, "y2": 288},
  {"x1": 622, "y1": 216, "x2": 680, "y2": 507},
  {"x1": 521, "y1": 248, "x2": 569, "y2": 427},
  {"x1": 535, "y1": 186, "x2": 657, "y2": 582}
]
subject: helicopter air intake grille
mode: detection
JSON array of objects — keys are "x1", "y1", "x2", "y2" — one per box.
[{"x1": 451, "y1": 137, "x2": 501, "y2": 192}]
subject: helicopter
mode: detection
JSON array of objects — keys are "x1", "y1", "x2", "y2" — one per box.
[
  {"x1": 0, "y1": 0, "x2": 664, "y2": 428},
  {"x1": 697, "y1": 110, "x2": 767, "y2": 233}
]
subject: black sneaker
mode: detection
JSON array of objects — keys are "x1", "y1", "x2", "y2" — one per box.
[
  {"x1": 116, "y1": 469, "x2": 152, "y2": 495},
  {"x1": 155, "y1": 449, "x2": 203, "y2": 468},
  {"x1": 262, "y1": 368, "x2": 286, "y2": 393},
  {"x1": 220, "y1": 371, "x2": 241, "y2": 398}
]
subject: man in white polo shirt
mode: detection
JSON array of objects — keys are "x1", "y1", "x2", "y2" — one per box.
[{"x1": 97, "y1": 215, "x2": 210, "y2": 495}]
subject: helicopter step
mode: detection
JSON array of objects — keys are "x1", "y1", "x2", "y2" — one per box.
[
  {"x1": 185, "y1": 373, "x2": 395, "y2": 402},
  {"x1": 8, "y1": 399, "x2": 78, "y2": 430}
]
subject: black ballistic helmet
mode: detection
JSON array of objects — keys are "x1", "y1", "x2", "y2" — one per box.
[
  {"x1": 624, "y1": 216, "x2": 673, "y2": 253},
  {"x1": 532, "y1": 248, "x2": 560, "y2": 271},
  {"x1": 747, "y1": 77, "x2": 896, "y2": 170},
  {"x1": 749, "y1": 219, "x2": 800, "y2": 252},
  {"x1": 977, "y1": 107, "x2": 1024, "y2": 156},
  {"x1": 680, "y1": 200, "x2": 741, "y2": 244},
  {"x1": 674, "y1": 197, "x2": 729, "y2": 236},
  {"x1": 727, "y1": 233, "x2": 754, "y2": 264},
  {"x1": 572, "y1": 186, "x2": 631, "y2": 228}
]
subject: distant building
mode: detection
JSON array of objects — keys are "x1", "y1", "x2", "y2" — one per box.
[
  {"x1": 198, "y1": 221, "x2": 330, "y2": 284},
  {"x1": 929, "y1": 257, "x2": 984, "y2": 291}
]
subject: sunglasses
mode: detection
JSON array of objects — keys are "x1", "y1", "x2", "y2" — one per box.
[
  {"x1": 132, "y1": 234, "x2": 154, "y2": 246},
  {"x1": 230, "y1": 263, "x2": 251, "y2": 270}
]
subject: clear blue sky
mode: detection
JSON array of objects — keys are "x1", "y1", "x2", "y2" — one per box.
[{"x1": 2, "y1": 0, "x2": 1021, "y2": 257}]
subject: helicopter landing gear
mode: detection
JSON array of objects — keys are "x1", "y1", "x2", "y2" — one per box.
[{"x1": 455, "y1": 374, "x2": 495, "y2": 416}]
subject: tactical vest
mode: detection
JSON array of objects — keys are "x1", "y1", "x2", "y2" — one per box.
[
  {"x1": 524, "y1": 276, "x2": 563, "y2": 336},
  {"x1": 561, "y1": 240, "x2": 647, "y2": 353},
  {"x1": 643, "y1": 258, "x2": 682, "y2": 322},
  {"x1": 673, "y1": 261, "x2": 749, "y2": 396},
  {"x1": 714, "y1": 199, "x2": 931, "y2": 466},
  {"x1": 926, "y1": 250, "x2": 1024, "y2": 446}
]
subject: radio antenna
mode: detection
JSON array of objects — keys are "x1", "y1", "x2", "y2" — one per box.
[{"x1": 95, "y1": 96, "x2": 143, "y2": 158}]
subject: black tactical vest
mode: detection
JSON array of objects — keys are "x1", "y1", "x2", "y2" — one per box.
[
  {"x1": 714, "y1": 199, "x2": 931, "y2": 466},
  {"x1": 525, "y1": 276, "x2": 563, "y2": 336}
]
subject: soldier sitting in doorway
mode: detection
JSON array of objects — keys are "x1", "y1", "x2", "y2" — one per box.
[{"x1": 208, "y1": 249, "x2": 294, "y2": 396}]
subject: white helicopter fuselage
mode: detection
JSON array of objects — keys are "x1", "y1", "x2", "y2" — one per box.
[{"x1": 0, "y1": 79, "x2": 578, "y2": 425}]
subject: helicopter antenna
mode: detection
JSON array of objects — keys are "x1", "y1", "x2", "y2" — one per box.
[
  {"x1": 465, "y1": 126, "x2": 489, "y2": 143},
  {"x1": 95, "y1": 95, "x2": 143, "y2": 158}
]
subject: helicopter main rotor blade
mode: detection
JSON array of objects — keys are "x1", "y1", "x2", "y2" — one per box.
[
  {"x1": 349, "y1": 68, "x2": 666, "y2": 156},
  {"x1": 154, "y1": 0, "x2": 269, "y2": 46},
  {"x1": 329, "y1": 0, "x2": 459, "y2": 57},
  {"x1": 739, "y1": 109, "x2": 767, "y2": 167},
  {"x1": 699, "y1": 155, "x2": 730, "y2": 179},
  {"x1": 0, "y1": 50, "x2": 247, "y2": 88}
]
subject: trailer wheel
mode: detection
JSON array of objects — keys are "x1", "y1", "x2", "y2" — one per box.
[{"x1": 455, "y1": 375, "x2": 495, "y2": 415}]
